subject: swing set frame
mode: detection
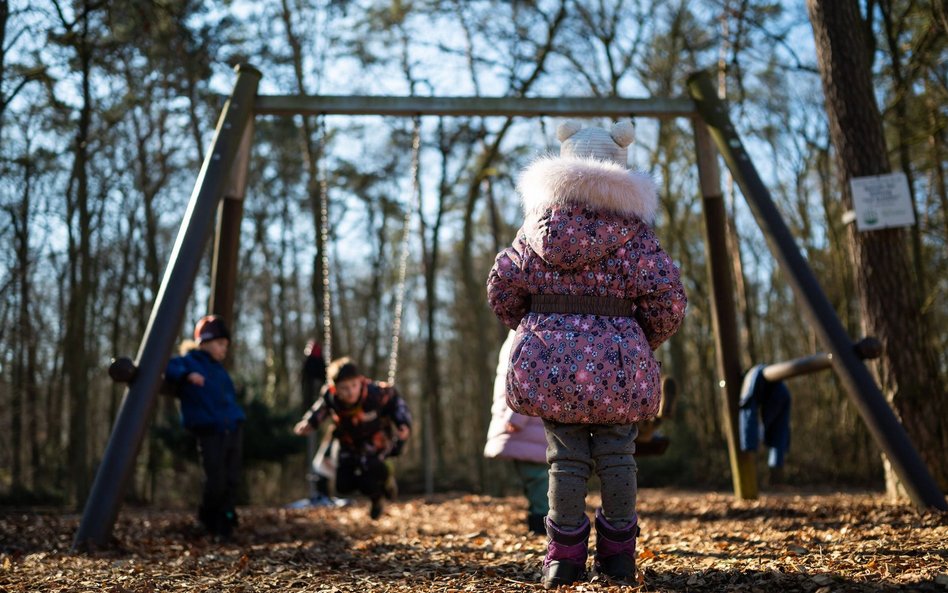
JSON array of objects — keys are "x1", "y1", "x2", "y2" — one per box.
[{"x1": 73, "y1": 63, "x2": 945, "y2": 551}]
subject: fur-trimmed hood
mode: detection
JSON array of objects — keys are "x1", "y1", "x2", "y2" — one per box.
[
  {"x1": 519, "y1": 155, "x2": 658, "y2": 223},
  {"x1": 517, "y1": 155, "x2": 658, "y2": 269}
]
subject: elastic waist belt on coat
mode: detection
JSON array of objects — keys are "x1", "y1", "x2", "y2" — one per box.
[{"x1": 529, "y1": 294, "x2": 636, "y2": 317}]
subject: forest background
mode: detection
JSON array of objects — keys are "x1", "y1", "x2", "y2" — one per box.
[{"x1": 1, "y1": 0, "x2": 945, "y2": 510}]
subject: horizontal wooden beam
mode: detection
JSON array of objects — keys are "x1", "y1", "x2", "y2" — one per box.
[
  {"x1": 761, "y1": 337, "x2": 883, "y2": 383},
  {"x1": 253, "y1": 94, "x2": 696, "y2": 118}
]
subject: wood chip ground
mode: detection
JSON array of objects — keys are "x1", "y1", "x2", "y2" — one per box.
[{"x1": 2, "y1": 489, "x2": 946, "y2": 592}]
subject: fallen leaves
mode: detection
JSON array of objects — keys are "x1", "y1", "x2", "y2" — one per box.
[{"x1": 0, "y1": 490, "x2": 946, "y2": 592}]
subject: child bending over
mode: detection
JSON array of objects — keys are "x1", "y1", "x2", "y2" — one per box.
[{"x1": 294, "y1": 357, "x2": 412, "y2": 519}]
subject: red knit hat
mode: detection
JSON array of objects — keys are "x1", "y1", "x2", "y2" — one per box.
[
  {"x1": 194, "y1": 315, "x2": 230, "y2": 343},
  {"x1": 304, "y1": 339, "x2": 322, "y2": 359}
]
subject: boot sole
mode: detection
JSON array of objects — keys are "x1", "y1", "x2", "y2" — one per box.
[
  {"x1": 542, "y1": 574, "x2": 586, "y2": 590},
  {"x1": 594, "y1": 554, "x2": 637, "y2": 583},
  {"x1": 542, "y1": 562, "x2": 586, "y2": 589}
]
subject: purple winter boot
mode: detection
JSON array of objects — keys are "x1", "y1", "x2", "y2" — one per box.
[
  {"x1": 541, "y1": 515, "x2": 590, "y2": 589},
  {"x1": 594, "y1": 509, "x2": 640, "y2": 583}
]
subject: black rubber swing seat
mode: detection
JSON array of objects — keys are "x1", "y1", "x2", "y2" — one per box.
[
  {"x1": 633, "y1": 377, "x2": 678, "y2": 456},
  {"x1": 634, "y1": 434, "x2": 671, "y2": 456}
]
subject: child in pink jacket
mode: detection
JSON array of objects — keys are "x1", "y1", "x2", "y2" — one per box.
[
  {"x1": 486, "y1": 121, "x2": 686, "y2": 588},
  {"x1": 484, "y1": 330, "x2": 550, "y2": 535}
]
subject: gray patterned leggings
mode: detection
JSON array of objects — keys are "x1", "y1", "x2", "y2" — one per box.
[{"x1": 543, "y1": 420, "x2": 638, "y2": 530}]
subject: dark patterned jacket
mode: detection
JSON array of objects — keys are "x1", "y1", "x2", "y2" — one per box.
[{"x1": 303, "y1": 377, "x2": 412, "y2": 456}]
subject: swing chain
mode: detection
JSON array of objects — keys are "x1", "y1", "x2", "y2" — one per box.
[
  {"x1": 318, "y1": 116, "x2": 333, "y2": 363},
  {"x1": 387, "y1": 116, "x2": 422, "y2": 385}
]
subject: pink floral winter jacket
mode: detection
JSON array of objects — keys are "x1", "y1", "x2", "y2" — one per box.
[{"x1": 487, "y1": 155, "x2": 687, "y2": 425}]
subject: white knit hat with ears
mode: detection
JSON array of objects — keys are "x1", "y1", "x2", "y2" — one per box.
[{"x1": 557, "y1": 120, "x2": 636, "y2": 167}]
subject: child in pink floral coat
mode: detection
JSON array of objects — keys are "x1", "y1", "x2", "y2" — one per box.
[{"x1": 486, "y1": 120, "x2": 686, "y2": 588}]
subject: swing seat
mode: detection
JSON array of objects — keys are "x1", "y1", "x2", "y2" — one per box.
[{"x1": 635, "y1": 434, "x2": 670, "y2": 456}]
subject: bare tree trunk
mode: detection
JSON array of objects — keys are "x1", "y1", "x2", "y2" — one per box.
[
  {"x1": 62, "y1": 3, "x2": 97, "y2": 507},
  {"x1": 26, "y1": 299, "x2": 39, "y2": 492},
  {"x1": 352, "y1": 201, "x2": 389, "y2": 377},
  {"x1": 108, "y1": 204, "x2": 137, "y2": 424},
  {"x1": 3, "y1": 0, "x2": 47, "y2": 497},
  {"x1": 10, "y1": 151, "x2": 34, "y2": 493},
  {"x1": 417, "y1": 118, "x2": 454, "y2": 489},
  {"x1": 184, "y1": 67, "x2": 205, "y2": 164},
  {"x1": 331, "y1": 249, "x2": 355, "y2": 360},
  {"x1": 717, "y1": 4, "x2": 759, "y2": 367},
  {"x1": 815, "y1": 144, "x2": 859, "y2": 336},
  {"x1": 0, "y1": 298, "x2": 9, "y2": 489},
  {"x1": 45, "y1": 262, "x2": 69, "y2": 493},
  {"x1": 878, "y1": 0, "x2": 926, "y2": 296},
  {"x1": 807, "y1": 0, "x2": 948, "y2": 492},
  {"x1": 650, "y1": 119, "x2": 690, "y2": 379},
  {"x1": 252, "y1": 209, "x2": 280, "y2": 405},
  {"x1": 459, "y1": 121, "x2": 513, "y2": 491},
  {"x1": 923, "y1": 82, "x2": 948, "y2": 249},
  {"x1": 132, "y1": 112, "x2": 165, "y2": 301},
  {"x1": 0, "y1": 0, "x2": 9, "y2": 137}
]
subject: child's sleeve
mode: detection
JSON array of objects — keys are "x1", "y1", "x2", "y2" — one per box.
[
  {"x1": 303, "y1": 392, "x2": 330, "y2": 429},
  {"x1": 164, "y1": 355, "x2": 192, "y2": 384},
  {"x1": 632, "y1": 226, "x2": 688, "y2": 350},
  {"x1": 487, "y1": 231, "x2": 530, "y2": 330},
  {"x1": 383, "y1": 387, "x2": 413, "y2": 428},
  {"x1": 505, "y1": 410, "x2": 531, "y2": 430}
]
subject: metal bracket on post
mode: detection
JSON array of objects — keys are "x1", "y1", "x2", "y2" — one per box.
[
  {"x1": 687, "y1": 69, "x2": 946, "y2": 511},
  {"x1": 73, "y1": 64, "x2": 263, "y2": 551}
]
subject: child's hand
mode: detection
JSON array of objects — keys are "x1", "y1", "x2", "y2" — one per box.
[
  {"x1": 395, "y1": 424, "x2": 411, "y2": 440},
  {"x1": 187, "y1": 372, "x2": 205, "y2": 386},
  {"x1": 293, "y1": 420, "x2": 313, "y2": 436}
]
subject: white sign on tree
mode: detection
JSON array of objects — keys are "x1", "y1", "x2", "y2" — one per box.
[{"x1": 849, "y1": 172, "x2": 915, "y2": 231}]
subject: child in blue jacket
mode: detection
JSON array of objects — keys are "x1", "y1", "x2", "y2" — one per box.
[{"x1": 165, "y1": 315, "x2": 245, "y2": 538}]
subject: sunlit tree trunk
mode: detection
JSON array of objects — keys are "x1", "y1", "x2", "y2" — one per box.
[{"x1": 807, "y1": 0, "x2": 948, "y2": 493}]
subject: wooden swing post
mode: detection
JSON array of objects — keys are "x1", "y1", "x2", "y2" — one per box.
[
  {"x1": 688, "y1": 69, "x2": 946, "y2": 511},
  {"x1": 74, "y1": 65, "x2": 262, "y2": 551},
  {"x1": 693, "y1": 120, "x2": 758, "y2": 499}
]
